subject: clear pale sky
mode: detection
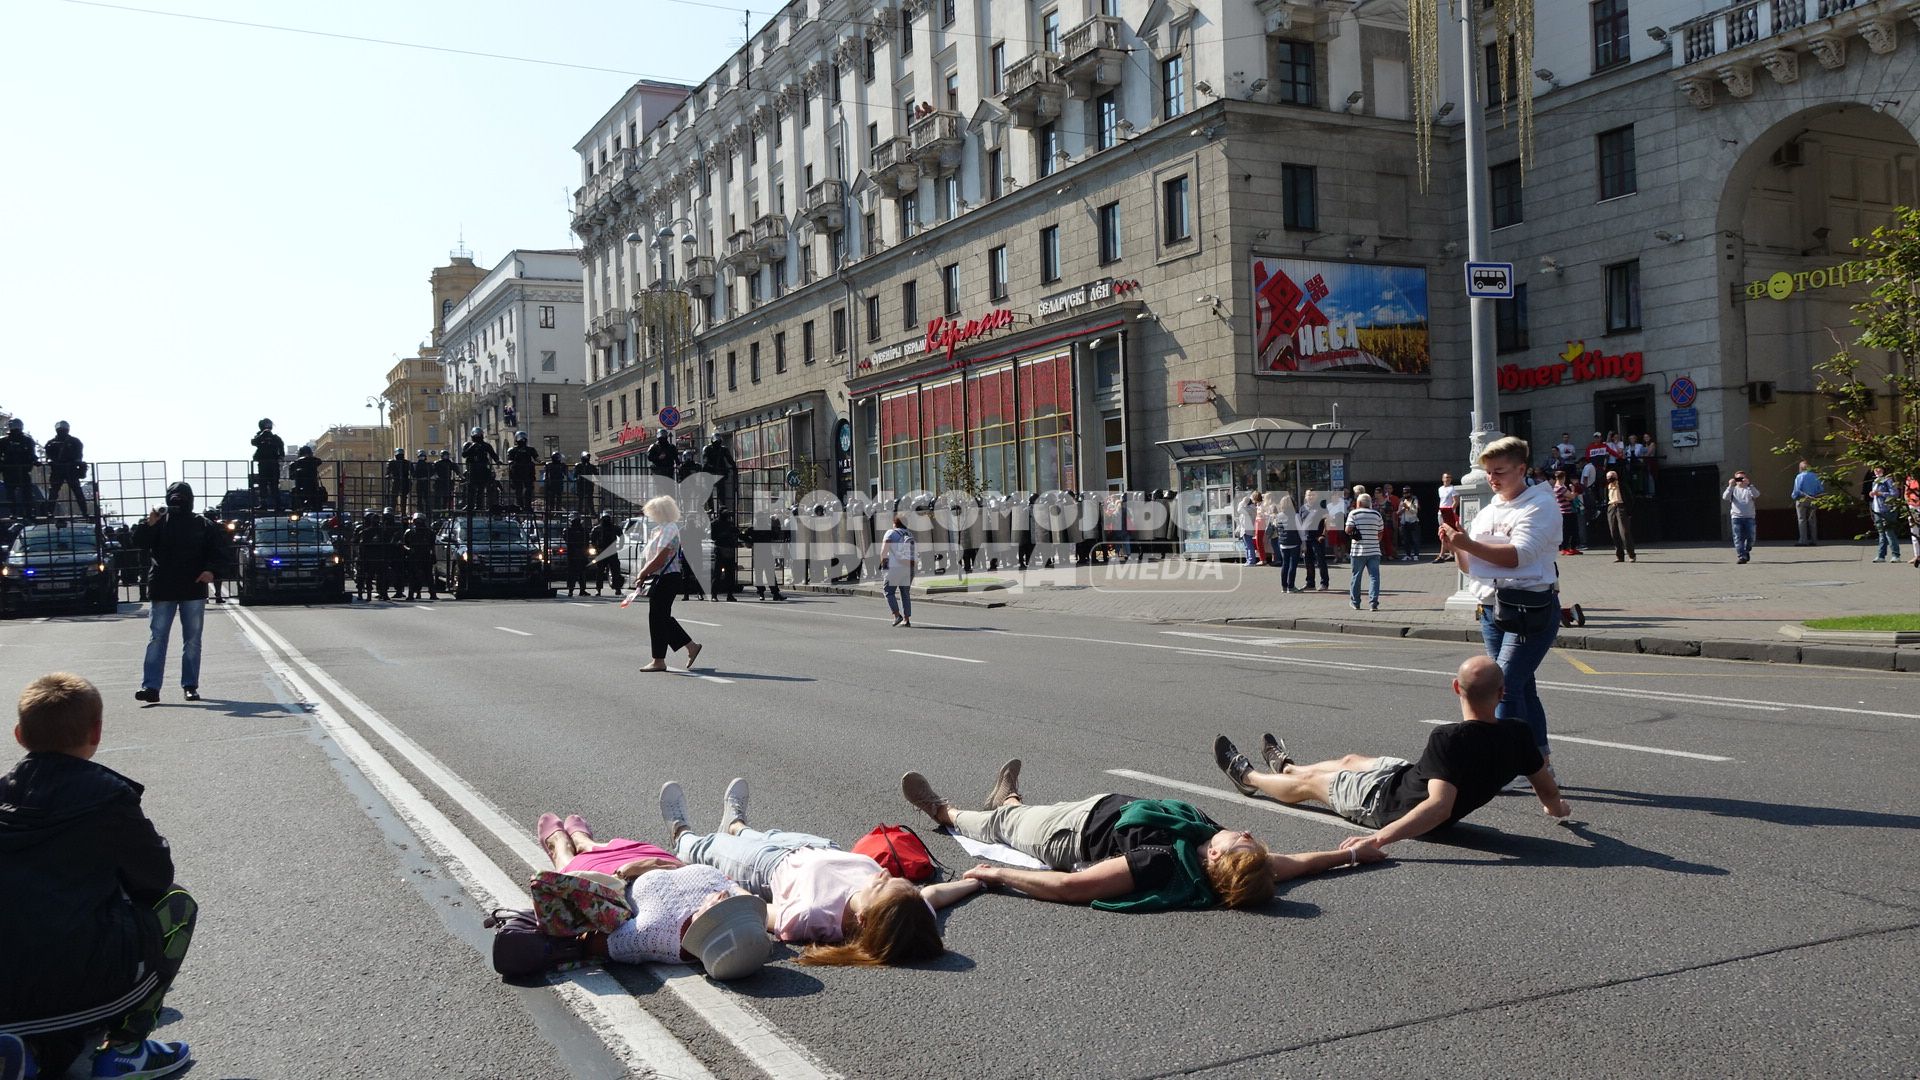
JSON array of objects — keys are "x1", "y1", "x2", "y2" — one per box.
[{"x1": 1, "y1": 0, "x2": 772, "y2": 467}]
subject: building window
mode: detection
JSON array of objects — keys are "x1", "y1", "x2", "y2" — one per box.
[
  {"x1": 900, "y1": 193, "x2": 919, "y2": 238},
  {"x1": 1039, "y1": 225, "x2": 1061, "y2": 284},
  {"x1": 1597, "y1": 125, "x2": 1637, "y2": 199},
  {"x1": 619, "y1": 397, "x2": 627, "y2": 424},
  {"x1": 1035, "y1": 124, "x2": 1059, "y2": 178},
  {"x1": 1097, "y1": 201, "x2": 1122, "y2": 264},
  {"x1": 801, "y1": 95, "x2": 812, "y2": 128},
  {"x1": 1494, "y1": 284, "x2": 1529, "y2": 353},
  {"x1": 1162, "y1": 54, "x2": 1187, "y2": 118},
  {"x1": 990, "y1": 43, "x2": 1006, "y2": 94},
  {"x1": 1281, "y1": 165, "x2": 1316, "y2": 230},
  {"x1": 1605, "y1": 261, "x2": 1641, "y2": 331},
  {"x1": 987, "y1": 149, "x2": 1004, "y2": 200},
  {"x1": 864, "y1": 37, "x2": 877, "y2": 81},
  {"x1": 866, "y1": 295, "x2": 881, "y2": 342},
  {"x1": 427, "y1": 424, "x2": 439, "y2": 445},
  {"x1": 1592, "y1": 0, "x2": 1630, "y2": 71},
  {"x1": 988, "y1": 245, "x2": 1009, "y2": 301},
  {"x1": 774, "y1": 331, "x2": 787, "y2": 373},
  {"x1": 803, "y1": 321, "x2": 816, "y2": 364},
  {"x1": 770, "y1": 259, "x2": 787, "y2": 296},
  {"x1": 727, "y1": 351, "x2": 738, "y2": 391},
  {"x1": 539, "y1": 349, "x2": 557, "y2": 372},
  {"x1": 832, "y1": 306, "x2": 848, "y2": 353},
  {"x1": 539, "y1": 305, "x2": 555, "y2": 328},
  {"x1": 902, "y1": 281, "x2": 919, "y2": 330},
  {"x1": 1273, "y1": 40, "x2": 1315, "y2": 105},
  {"x1": 937, "y1": 174, "x2": 958, "y2": 220},
  {"x1": 650, "y1": 382, "x2": 659, "y2": 414},
  {"x1": 941, "y1": 263, "x2": 960, "y2": 315},
  {"x1": 542, "y1": 393, "x2": 559, "y2": 417},
  {"x1": 425, "y1": 393, "x2": 440, "y2": 412},
  {"x1": 1485, "y1": 39, "x2": 1517, "y2": 105},
  {"x1": 1162, "y1": 175, "x2": 1192, "y2": 244},
  {"x1": 593, "y1": 402, "x2": 602, "y2": 433},
  {"x1": 1490, "y1": 160, "x2": 1523, "y2": 228},
  {"x1": 704, "y1": 358, "x2": 716, "y2": 398},
  {"x1": 863, "y1": 209, "x2": 880, "y2": 256},
  {"x1": 941, "y1": 0, "x2": 956, "y2": 28},
  {"x1": 944, "y1": 71, "x2": 960, "y2": 112},
  {"x1": 900, "y1": 8, "x2": 914, "y2": 55},
  {"x1": 1041, "y1": 8, "x2": 1061, "y2": 52},
  {"x1": 750, "y1": 342, "x2": 762, "y2": 383},
  {"x1": 1093, "y1": 93, "x2": 1118, "y2": 150},
  {"x1": 1499, "y1": 408, "x2": 1533, "y2": 449}
]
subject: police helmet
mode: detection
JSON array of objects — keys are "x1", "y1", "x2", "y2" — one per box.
[
  {"x1": 550, "y1": 449, "x2": 564, "y2": 459},
  {"x1": 362, "y1": 509, "x2": 378, "y2": 520},
  {"x1": 417, "y1": 449, "x2": 427, "y2": 458},
  {"x1": 55, "y1": 421, "x2": 70, "y2": 434},
  {"x1": 599, "y1": 511, "x2": 613, "y2": 521},
  {"x1": 298, "y1": 445, "x2": 314, "y2": 457},
  {"x1": 411, "y1": 512, "x2": 426, "y2": 523},
  {"x1": 515, "y1": 431, "x2": 529, "y2": 444},
  {"x1": 259, "y1": 418, "x2": 274, "y2": 430},
  {"x1": 5, "y1": 418, "x2": 21, "y2": 433},
  {"x1": 382, "y1": 506, "x2": 396, "y2": 518},
  {"x1": 579, "y1": 450, "x2": 591, "y2": 459},
  {"x1": 439, "y1": 449, "x2": 451, "y2": 458},
  {"x1": 394, "y1": 448, "x2": 406, "y2": 457},
  {"x1": 470, "y1": 427, "x2": 483, "y2": 438}
]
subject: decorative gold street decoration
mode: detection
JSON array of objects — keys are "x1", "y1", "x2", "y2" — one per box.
[{"x1": 1409, "y1": 0, "x2": 1535, "y2": 190}]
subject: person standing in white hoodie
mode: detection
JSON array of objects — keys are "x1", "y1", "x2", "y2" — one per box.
[{"x1": 1723, "y1": 471, "x2": 1762, "y2": 564}]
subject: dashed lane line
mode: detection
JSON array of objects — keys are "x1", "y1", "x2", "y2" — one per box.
[
  {"x1": 889, "y1": 649, "x2": 986, "y2": 664},
  {"x1": 1419, "y1": 720, "x2": 1734, "y2": 762},
  {"x1": 679, "y1": 618, "x2": 722, "y2": 627},
  {"x1": 494, "y1": 626, "x2": 533, "y2": 636},
  {"x1": 226, "y1": 606, "x2": 835, "y2": 1080}
]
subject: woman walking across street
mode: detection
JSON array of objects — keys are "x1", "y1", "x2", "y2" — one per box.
[
  {"x1": 881, "y1": 514, "x2": 915, "y2": 627},
  {"x1": 1439, "y1": 436, "x2": 1562, "y2": 765},
  {"x1": 635, "y1": 496, "x2": 702, "y2": 672}
]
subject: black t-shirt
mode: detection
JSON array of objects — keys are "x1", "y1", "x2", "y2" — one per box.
[
  {"x1": 1378, "y1": 720, "x2": 1544, "y2": 827},
  {"x1": 1079, "y1": 794, "x2": 1221, "y2": 894}
]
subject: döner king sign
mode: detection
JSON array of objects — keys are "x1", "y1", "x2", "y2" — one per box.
[{"x1": 1498, "y1": 341, "x2": 1644, "y2": 393}]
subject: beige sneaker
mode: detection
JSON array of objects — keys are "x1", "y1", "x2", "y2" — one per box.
[
  {"x1": 900, "y1": 771, "x2": 952, "y2": 825},
  {"x1": 982, "y1": 759, "x2": 1022, "y2": 809}
]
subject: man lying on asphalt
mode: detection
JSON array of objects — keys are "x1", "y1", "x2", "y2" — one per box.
[
  {"x1": 1213, "y1": 655, "x2": 1571, "y2": 853},
  {"x1": 901, "y1": 761, "x2": 1384, "y2": 912}
]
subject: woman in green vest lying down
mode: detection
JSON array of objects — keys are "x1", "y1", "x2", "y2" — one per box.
[{"x1": 901, "y1": 760, "x2": 1384, "y2": 911}]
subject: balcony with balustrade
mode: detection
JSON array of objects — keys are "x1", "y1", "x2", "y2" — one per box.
[
  {"x1": 1670, "y1": 0, "x2": 1894, "y2": 109},
  {"x1": 1058, "y1": 15, "x2": 1126, "y2": 97},
  {"x1": 722, "y1": 229, "x2": 761, "y2": 273},
  {"x1": 751, "y1": 214, "x2": 789, "y2": 260},
  {"x1": 682, "y1": 254, "x2": 717, "y2": 297},
  {"x1": 908, "y1": 110, "x2": 964, "y2": 175},
  {"x1": 800, "y1": 179, "x2": 845, "y2": 230},
  {"x1": 1000, "y1": 51, "x2": 1066, "y2": 128},
  {"x1": 869, "y1": 136, "x2": 920, "y2": 196}
]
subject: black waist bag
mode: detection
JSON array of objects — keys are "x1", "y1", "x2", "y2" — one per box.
[
  {"x1": 485, "y1": 908, "x2": 588, "y2": 981},
  {"x1": 1492, "y1": 586, "x2": 1557, "y2": 637}
]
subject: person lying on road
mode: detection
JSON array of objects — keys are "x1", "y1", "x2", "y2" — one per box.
[
  {"x1": 1212, "y1": 655, "x2": 1571, "y2": 855},
  {"x1": 901, "y1": 760, "x2": 1382, "y2": 912},
  {"x1": 663, "y1": 778, "x2": 982, "y2": 966}
]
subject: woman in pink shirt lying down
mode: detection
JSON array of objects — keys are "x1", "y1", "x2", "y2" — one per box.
[{"x1": 661, "y1": 777, "x2": 983, "y2": 966}]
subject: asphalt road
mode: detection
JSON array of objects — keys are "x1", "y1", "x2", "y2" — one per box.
[{"x1": 6, "y1": 590, "x2": 1917, "y2": 1078}]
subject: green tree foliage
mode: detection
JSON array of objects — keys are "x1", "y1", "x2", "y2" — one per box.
[{"x1": 938, "y1": 432, "x2": 978, "y2": 497}]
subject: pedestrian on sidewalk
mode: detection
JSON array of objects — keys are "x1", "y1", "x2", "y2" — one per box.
[
  {"x1": 1345, "y1": 493, "x2": 1384, "y2": 611},
  {"x1": 1791, "y1": 460, "x2": 1823, "y2": 546},
  {"x1": 881, "y1": 514, "x2": 915, "y2": 627},
  {"x1": 1723, "y1": 472, "x2": 1761, "y2": 564},
  {"x1": 634, "y1": 496, "x2": 702, "y2": 672},
  {"x1": 1396, "y1": 487, "x2": 1421, "y2": 561},
  {"x1": 1605, "y1": 470, "x2": 1637, "y2": 563},
  {"x1": 1233, "y1": 491, "x2": 1263, "y2": 566},
  {"x1": 1325, "y1": 490, "x2": 1350, "y2": 566},
  {"x1": 1374, "y1": 486, "x2": 1398, "y2": 563},
  {"x1": 1552, "y1": 471, "x2": 1580, "y2": 556},
  {"x1": 131, "y1": 484, "x2": 227, "y2": 704},
  {"x1": 1274, "y1": 495, "x2": 1302, "y2": 591},
  {"x1": 1434, "y1": 473, "x2": 1458, "y2": 563},
  {"x1": 1438, "y1": 436, "x2": 1562, "y2": 765},
  {"x1": 1906, "y1": 475, "x2": 1920, "y2": 567},
  {"x1": 1867, "y1": 466, "x2": 1902, "y2": 562},
  {"x1": 0, "y1": 674, "x2": 197, "y2": 1080},
  {"x1": 1300, "y1": 492, "x2": 1329, "y2": 590}
]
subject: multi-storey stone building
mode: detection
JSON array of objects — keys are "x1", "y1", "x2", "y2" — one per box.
[
  {"x1": 439, "y1": 250, "x2": 589, "y2": 461},
  {"x1": 379, "y1": 357, "x2": 449, "y2": 458}
]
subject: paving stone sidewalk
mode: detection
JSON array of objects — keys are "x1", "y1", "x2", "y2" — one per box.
[{"x1": 791, "y1": 540, "x2": 1920, "y2": 672}]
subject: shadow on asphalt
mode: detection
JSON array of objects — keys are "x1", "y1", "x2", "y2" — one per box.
[
  {"x1": 1408, "y1": 820, "x2": 1728, "y2": 876},
  {"x1": 192, "y1": 697, "x2": 303, "y2": 719},
  {"x1": 1561, "y1": 786, "x2": 1920, "y2": 830},
  {"x1": 690, "y1": 671, "x2": 816, "y2": 683}
]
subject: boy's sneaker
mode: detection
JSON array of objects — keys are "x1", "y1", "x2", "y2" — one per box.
[
  {"x1": 659, "y1": 781, "x2": 691, "y2": 838},
  {"x1": 1212, "y1": 735, "x2": 1259, "y2": 797},
  {"x1": 720, "y1": 777, "x2": 749, "y2": 832},
  {"x1": 1, "y1": 1032, "x2": 34, "y2": 1080},
  {"x1": 91, "y1": 1039, "x2": 190, "y2": 1080},
  {"x1": 133, "y1": 689, "x2": 159, "y2": 704},
  {"x1": 1260, "y1": 733, "x2": 1293, "y2": 773}
]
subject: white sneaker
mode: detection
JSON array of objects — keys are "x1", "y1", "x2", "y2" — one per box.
[
  {"x1": 659, "y1": 781, "x2": 690, "y2": 836},
  {"x1": 721, "y1": 777, "x2": 749, "y2": 831}
]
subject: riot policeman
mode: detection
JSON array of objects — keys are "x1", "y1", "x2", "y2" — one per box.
[
  {"x1": 647, "y1": 430, "x2": 677, "y2": 479},
  {"x1": 1, "y1": 417, "x2": 38, "y2": 519},
  {"x1": 573, "y1": 451, "x2": 599, "y2": 515},
  {"x1": 589, "y1": 511, "x2": 624, "y2": 595},
  {"x1": 562, "y1": 513, "x2": 591, "y2": 596},
  {"x1": 541, "y1": 451, "x2": 569, "y2": 514},
  {"x1": 411, "y1": 450, "x2": 434, "y2": 516},
  {"x1": 251, "y1": 418, "x2": 286, "y2": 510},
  {"x1": 460, "y1": 428, "x2": 501, "y2": 509},
  {"x1": 44, "y1": 420, "x2": 88, "y2": 518},
  {"x1": 401, "y1": 512, "x2": 437, "y2": 600},
  {"x1": 287, "y1": 445, "x2": 322, "y2": 511},
  {"x1": 432, "y1": 449, "x2": 457, "y2": 515},
  {"x1": 386, "y1": 448, "x2": 413, "y2": 515},
  {"x1": 351, "y1": 510, "x2": 381, "y2": 600},
  {"x1": 378, "y1": 507, "x2": 404, "y2": 600},
  {"x1": 709, "y1": 507, "x2": 741, "y2": 602},
  {"x1": 504, "y1": 431, "x2": 539, "y2": 511},
  {"x1": 702, "y1": 432, "x2": 737, "y2": 510}
]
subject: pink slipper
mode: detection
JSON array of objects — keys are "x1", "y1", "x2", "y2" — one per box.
[
  {"x1": 563, "y1": 814, "x2": 593, "y2": 838},
  {"x1": 537, "y1": 813, "x2": 563, "y2": 848}
]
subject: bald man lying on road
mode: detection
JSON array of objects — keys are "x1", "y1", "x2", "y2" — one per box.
[{"x1": 1213, "y1": 655, "x2": 1571, "y2": 853}]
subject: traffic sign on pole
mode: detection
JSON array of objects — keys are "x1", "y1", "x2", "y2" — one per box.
[
  {"x1": 657, "y1": 406, "x2": 681, "y2": 429},
  {"x1": 1465, "y1": 262, "x2": 1515, "y2": 299}
]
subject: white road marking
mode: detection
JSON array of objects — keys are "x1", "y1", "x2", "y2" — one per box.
[
  {"x1": 226, "y1": 607, "x2": 835, "y2": 1080},
  {"x1": 1105, "y1": 769, "x2": 1368, "y2": 832},
  {"x1": 1419, "y1": 720, "x2": 1734, "y2": 761},
  {"x1": 759, "y1": 606, "x2": 896, "y2": 622},
  {"x1": 684, "y1": 672, "x2": 737, "y2": 684},
  {"x1": 679, "y1": 618, "x2": 722, "y2": 627},
  {"x1": 568, "y1": 602, "x2": 598, "y2": 608},
  {"x1": 889, "y1": 649, "x2": 986, "y2": 664},
  {"x1": 494, "y1": 626, "x2": 533, "y2": 636},
  {"x1": 1160, "y1": 631, "x2": 1322, "y2": 646}
]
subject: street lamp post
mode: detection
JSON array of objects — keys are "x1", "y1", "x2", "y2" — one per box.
[{"x1": 364, "y1": 396, "x2": 390, "y2": 459}]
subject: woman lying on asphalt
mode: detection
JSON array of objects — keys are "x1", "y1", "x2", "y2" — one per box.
[
  {"x1": 661, "y1": 779, "x2": 983, "y2": 966},
  {"x1": 533, "y1": 813, "x2": 769, "y2": 980},
  {"x1": 901, "y1": 760, "x2": 1384, "y2": 911}
]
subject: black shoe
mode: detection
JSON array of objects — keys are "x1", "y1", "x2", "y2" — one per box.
[
  {"x1": 183, "y1": 688, "x2": 201, "y2": 702},
  {"x1": 771, "y1": 591, "x2": 786, "y2": 601},
  {"x1": 1213, "y1": 735, "x2": 1260, "y2": 797},
  {"x1": 1260, "y1": 733, "x2": 1293, "y2": 772},
  {"x1": 725, "y1": 594, "x2": 737, "y2": 602},
  {"x1": 1573, "y1": 604, "x2": 1586, "y2": 627},
  {"x1": 134, "y1": 688, "x2": 160, "y2": 704}
]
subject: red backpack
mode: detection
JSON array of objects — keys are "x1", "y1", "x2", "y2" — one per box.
[{"x1": 852, "y1": 824, "x2": 942, "y2": 883}]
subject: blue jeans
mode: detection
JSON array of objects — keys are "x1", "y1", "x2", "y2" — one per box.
[
  {"x1": 1280, "y1": 545, "x2": 1300, "y2": 589},
  {"x1": 675, "y1": 828, "x2": 837, "y2": 898},
  {"x1": 1479, "y1": 607, "x2": 1556, "y2": 756},
  {"x1": 1348, "y1": 554, "x2": 1380, "y2": 607},
  {"x1": 885, "y1": 582, "x2": 912, "y2": 620},
  {"x1": 1240, "y1": 533, "x2": 1259, "y2": 565},
  {"x1": 1874, "y1": 512, "x2": 1902, "y2": 559},
  {"x1": 142, "y1": 600, "x2": 205, "y2": 691},
  {"x1": 1304, "y1": 537, "x2": 1328, "y2": 587},
  {"x1": 1731, "y1": 517, "x2": 1756, "y2": 558}
]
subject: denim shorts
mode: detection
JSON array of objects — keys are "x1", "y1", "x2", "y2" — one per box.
[{"x1": 1326, "y1": 757, "x2": 1413, "y2": 828}]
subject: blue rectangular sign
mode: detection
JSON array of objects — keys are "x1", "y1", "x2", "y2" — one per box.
[
  {"x1": 1670, "y1": 407, "x2": 1699, "y2": 432},
  {"x1": 1465, "y1": 262, "x2": 1515, "y2": 299}
]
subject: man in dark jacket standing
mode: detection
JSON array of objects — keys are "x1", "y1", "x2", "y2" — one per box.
[
  {"x1": 432, "y1": 449, "x2": 457, "y2": 516},
  {"x1": 400, "y1": 512, "x2": 437, "y2": 600},
  {"x1": 411, "y1": 450, "x2": 434, "y2": 517},
  {"x1": 250, "y1": 418, "x2": 285, "y2": 511},
  {"x1": 709, "y1": 508, "x2": 741, "y2": 601},
  {"x1": 385, "y1": 448, "x2": 413, "y2": 516},
  {"x1": 44, "y1": 420, "x2": 88, "y2": 518},
  {"x1": 573, "y1": 451, "x2": 599, "y2": 515},
  {"x1": 1, "y1": 417, "x2": 38, "y2": 519},
  {"x1": 589, "y1": 511, "x2": 624, "y2": 595},
  {"x1": 562, "y1": 514, "x2": 591, "y2": 596},
  {"x1": 460, "y1": 428, "x2": 500, "y2": 510},
  {"x1": 131, "y1": 483, "x2": 226, "y2": 703},
  {"x1": 287, "y1": 445, "x2": 322, "y2": 511},
  {"x1": 504, "y1": 432, "x2": 539, "y2": 512},
  {"x1": 0, "y1": 673, "x2": 196, "y2": 1079},
  {"x1": 351, "y1": 510, "x2": 382, "y2": 601},
  {"x1": 541, "y1": 451, "x2": 570, "y2": 515},
  {"x1": 646, "y1": 430, "x2": 677, "y2": 480}
]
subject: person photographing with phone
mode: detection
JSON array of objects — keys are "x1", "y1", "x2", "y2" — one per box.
[{"x1": 131, "y1": 484, "x2": 229, "y2": 705}]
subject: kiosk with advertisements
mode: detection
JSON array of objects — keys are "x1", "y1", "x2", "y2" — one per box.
[{"x1": 1157, "y1": 418, "x2": 1366, "y2": 556}]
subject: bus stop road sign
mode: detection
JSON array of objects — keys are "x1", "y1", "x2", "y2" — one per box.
[{"x1": 1465, "y1": 262, "x2": 1515, "y2": 299}]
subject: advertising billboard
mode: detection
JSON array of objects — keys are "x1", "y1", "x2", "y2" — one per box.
[{"x1": 1251, "y1": 256, "x2": 1431, "y2": 376}]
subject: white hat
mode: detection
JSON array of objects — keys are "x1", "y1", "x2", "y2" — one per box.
[{"x1": 681, "y1": 894, "x2": 770, "y2": 980}]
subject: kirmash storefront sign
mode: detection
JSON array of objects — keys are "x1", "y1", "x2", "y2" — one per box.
[
  {"x1": 1036, "y1": 277, "x2": 1141, "y2": 319},
  {"x1": 1742, "y1": 257, "x2": 1884, "y2": 301},
  {"x1": 1251, "y1": 256, "x2": 1431, "y2": 375},
  {"x1": 858, "y1": 307, "x2": 1017, "y2": 371},
  {"x1": 614, "y1": 423, "x2": 651, "y2": 445},
  {"x1": 1497, "y1": 340, "x2": 1645, "y2": 392}
]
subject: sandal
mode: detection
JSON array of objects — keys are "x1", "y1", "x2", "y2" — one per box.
[
  {"x1": 537, "y1": 812, "x2": 564, "y2": 848},
  {"x1": 563, "y1": 814, "x2": 593, "y2": 839}
]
